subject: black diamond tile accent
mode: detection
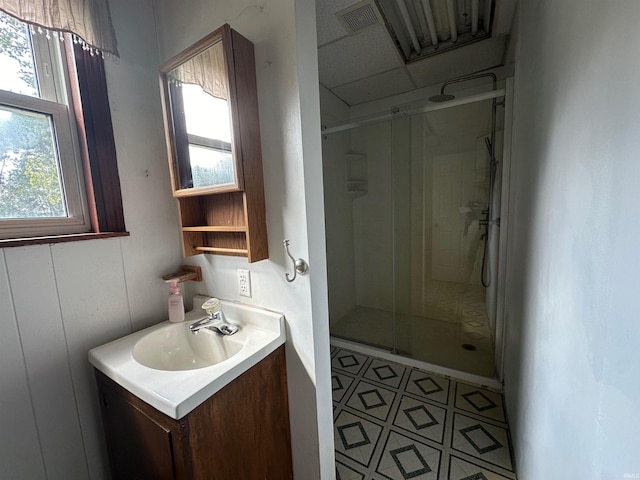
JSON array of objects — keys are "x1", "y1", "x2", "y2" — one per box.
[
  {"x1": 332, "y1": 375, "x2": 344, "y2": 392},
  {"x1": 461, "y1": 391, "x2": 497, "y2": 412},
  {"x1": 332, "y1": 352, "x2": 515, "y2": 478},
  {"x1": 448, "y1": 453, "x2": 514, "y2": 479},
  {"x1": 403, "y1": 405, "x2": 438, "y2": 430},
  {"x1": 413, "y1": 376, "x2": 444, "y2": 396},
  {"x1": 338, "y1": 354, "x2": 360, "y2": 369},
  {"x1": 459, "y1": 424, "x2": 503, "y2": 455},
  {"x1": 338, "y1": 422, "x2": 371, "y2": 450},
  {"x1": 389, "y1": 444, "x2": 432, "y2": 479},
  {"x1": 373, "y1": 365, "x2": 398, "y2": 381},
  {"x1": 461, "y1": 473, "x2": 489, "y2": 480},
  {"x1": 358, "y1": 389, "x2": 387, "y2": 410},
  {"x1": 335, "y1": 460, "x2": 365, "y2": 480}
]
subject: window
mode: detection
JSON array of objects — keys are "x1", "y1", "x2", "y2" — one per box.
[{"x1": 0, "y1": 11, "x2": 125, "y2": 244}]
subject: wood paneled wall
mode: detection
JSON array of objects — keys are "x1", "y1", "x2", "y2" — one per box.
[
  {"x1": 0, "y1": 1, "x2": 184, "y2": 476},
  {"x1": 0, "y1": 239, "x2": 181, "y2": 479}
]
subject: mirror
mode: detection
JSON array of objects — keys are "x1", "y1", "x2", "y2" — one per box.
[{"x1": 160, "y1": 26, "x2": 243, "y2": 195}]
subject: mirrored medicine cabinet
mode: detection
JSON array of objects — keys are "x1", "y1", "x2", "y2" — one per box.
[{"x1": 159, "y1": 24, "x2": 268, "y2": 262}]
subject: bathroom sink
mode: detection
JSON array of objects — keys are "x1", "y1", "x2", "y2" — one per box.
[
  {"x1": 132, "y1": 321, "x2": 244, "y2": 371},
  {"x1": 89, "y1": 296, "x2": 286, "y2": 419}
]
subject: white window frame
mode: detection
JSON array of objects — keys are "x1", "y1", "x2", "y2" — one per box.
[{"x1": 0, "y1": 23, "x2": 91, "y2": 239}]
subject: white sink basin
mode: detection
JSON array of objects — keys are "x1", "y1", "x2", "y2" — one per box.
[
  {"x1": 132, "y1": 321, "x2": 244, "y2": 371},
  {"x1": 89, "y1": 296, "x2": 286, "y2": 419}
]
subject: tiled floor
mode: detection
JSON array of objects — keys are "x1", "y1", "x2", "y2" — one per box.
[
  {"x1": 332, "y1": 347, "x2": 516, "y2": 480},
  {"x1": 330, "y1": 281, "x2": 495, "y2": 377}
]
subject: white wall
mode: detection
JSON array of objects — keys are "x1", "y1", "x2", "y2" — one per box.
[
  {"x1": 504, "y1": 1, "x2": 640, "y2": 477},
  {"x1": 153, "y1": 0, "x2": 334, "y2": 478},
  {"x1": 0, "y1": 1, "x2": 184, "y2": 478}
]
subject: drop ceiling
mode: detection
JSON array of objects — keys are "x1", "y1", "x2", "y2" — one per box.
[{"x1": 316, "y1": 0, "x2": 517, "y2": 106}]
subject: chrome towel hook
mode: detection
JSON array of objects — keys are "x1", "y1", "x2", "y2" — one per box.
[{"x1": 283, "y1": 239, "x2": 309, "y2": 282}]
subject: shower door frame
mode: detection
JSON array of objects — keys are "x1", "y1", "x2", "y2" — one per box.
[{"x1": 493, "y1": 77, "x2": 515, "y2": 381}]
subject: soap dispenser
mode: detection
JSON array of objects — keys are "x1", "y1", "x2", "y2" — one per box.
[{"x1": 166, "y1": 278, "x2": 185, "y2": 323}]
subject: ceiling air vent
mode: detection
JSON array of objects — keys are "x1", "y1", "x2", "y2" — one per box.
[{"x1": 337, "y1": 1, "x2": 381, "y2": 34}]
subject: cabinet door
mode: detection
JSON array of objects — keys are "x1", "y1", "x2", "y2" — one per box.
[{"x1": 100, "y1": 389, "x2": 177, "y2": 480}]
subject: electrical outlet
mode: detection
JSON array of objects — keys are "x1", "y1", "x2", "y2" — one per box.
[{"x1": 238, "y1": 268, "x2": 251, "y2": 298}]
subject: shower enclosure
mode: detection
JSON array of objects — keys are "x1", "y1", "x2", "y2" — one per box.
[{"x1": 323, "y1": 87, "x2": 506, "y2": 378}]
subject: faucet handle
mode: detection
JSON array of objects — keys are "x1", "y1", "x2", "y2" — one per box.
[{"x1": 201, "y1": 297, "x2": 222, "y2": 317}]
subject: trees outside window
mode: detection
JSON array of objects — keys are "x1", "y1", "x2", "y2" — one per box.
[{"x1": 0, "y1": 11, "x2": 125, "y2": 243}]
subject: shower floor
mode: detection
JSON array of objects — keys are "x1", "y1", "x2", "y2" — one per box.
[{"x1": 330, "y1": 282, "x2": 495, "y2": 378}]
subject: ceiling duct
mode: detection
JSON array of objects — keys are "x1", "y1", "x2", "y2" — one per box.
[
  {"x1": 337, "y1": 1, "x2": 383, "y2": 34},
  {"x1": 375, "y1": 0, "x2": 495, "y2": 62}
]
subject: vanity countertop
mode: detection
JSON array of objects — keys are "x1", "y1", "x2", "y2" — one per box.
[{"x1": 89, "y1": 297, "x2": 286, "y2": 419}]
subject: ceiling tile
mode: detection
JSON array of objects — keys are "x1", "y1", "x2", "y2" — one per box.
[
  {"x1": 318, "y1": 26, "x2": 403, "y2": 88},
  {"x1": 332, "y1": 68, "x2": 415, "y2": 105},
  {"x1": 407, "y1": 36, "x2": 508, "y2": 88},
  {"x1": 315, "y1": 0, "x2": 364, "y2": 46}
]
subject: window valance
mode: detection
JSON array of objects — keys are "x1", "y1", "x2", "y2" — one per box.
[
  {"x1": 0, "y1": 0, "x2": 118, "y2": 56},
  {"x1": 167, "y1": 43, "x2": 228, "y2": 101}
]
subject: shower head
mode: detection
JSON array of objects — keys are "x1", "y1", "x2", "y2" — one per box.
[{"x1": 429, "y1": 93, "x2": 456, "y2": 103}]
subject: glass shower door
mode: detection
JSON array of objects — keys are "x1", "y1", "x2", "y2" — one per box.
[
  {"x1": 325, "y1": 121, "x2": 395, "y2": 350},
  {"x1": 324, "y1": 95, "x2": 504, "y2": 377},
  {"x1": 393, "y1": 99, "x2": 503, "y2": 377}
]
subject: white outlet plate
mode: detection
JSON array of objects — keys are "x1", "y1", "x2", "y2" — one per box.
[{"x1": 238, "y1": 268, "x2": 251, "y2": 298}]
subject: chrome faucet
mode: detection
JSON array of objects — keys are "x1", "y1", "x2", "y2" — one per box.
[{"x1": 189, "y1": 298, "x2": 239, "y2": 335}]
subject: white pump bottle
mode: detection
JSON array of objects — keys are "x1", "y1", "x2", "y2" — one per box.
[{"x1": 166, "y1": 278, "x2": 185, "y2": 323}]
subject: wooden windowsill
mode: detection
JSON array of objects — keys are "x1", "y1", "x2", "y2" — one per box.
[{"x1": 0, "y1": 231, "x2": 130, "y2": 248}]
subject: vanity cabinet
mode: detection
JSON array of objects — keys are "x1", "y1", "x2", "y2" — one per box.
[
  {"x1": 95, "y1": 346, "x2": 292, "y2": 480},
  {"x1": 159, "y1": 24, "x2": 268, "y2": 262}
]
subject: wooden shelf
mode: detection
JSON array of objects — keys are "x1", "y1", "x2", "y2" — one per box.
[
  {"x1": 195, "y1": 246, "x2": 248, "y2": 255},
  {"x1": 161, "y1": 265, "x2": 202, "y2": 283},
  {"x1": 182, "y1": 226, "x2": 247, "y2": 233}
]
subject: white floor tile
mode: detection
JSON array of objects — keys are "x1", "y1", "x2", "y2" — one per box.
[{"x1": 332, "y1": 349, "x2": 517, "y2": 480}]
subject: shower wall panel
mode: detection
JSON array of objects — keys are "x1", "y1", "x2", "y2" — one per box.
[
  {"x1": 485, "y1": 130, "x2": 504, "y2": 333},
  {"x1": 351, "y1": 123, "x2": 394, "y2": 313},
  {"x1": 322, "y1": 129, "x2": 357, "y2": 324},
  {"x1": 392, "y1": 117, "x2": 413, "y2": 353},
  {"x1": 410, "y1": 115, "x2": 429, "y2": 318}
]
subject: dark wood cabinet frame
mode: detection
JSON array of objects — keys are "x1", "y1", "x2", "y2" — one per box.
[
  {"x1": 159, "y1": 24, "x2": 268, "y2": 262},
  {"x1": 96, "y1": 346, "x2": 293, "y2": 479}
]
